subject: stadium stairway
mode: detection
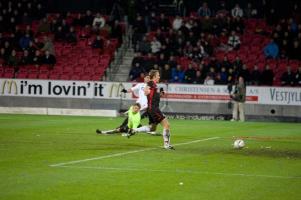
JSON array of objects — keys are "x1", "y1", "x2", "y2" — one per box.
[{"x1": 111, "y1": 48, "x2": 134, "y2": 82}]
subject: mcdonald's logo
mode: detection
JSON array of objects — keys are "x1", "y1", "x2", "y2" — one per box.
[
  {"x1": 109, "y1": 83, "x2": 125, "y2": 98},
  {"x1": 1, "y1": 80, "x2": 18, "y2": 95}
]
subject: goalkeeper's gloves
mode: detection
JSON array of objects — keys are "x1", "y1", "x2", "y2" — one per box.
[
  {"x1": 121, "y1": 89, "x2": 127, "y2": 93},
  {"x1": 159, "y1": 87, "x2": 165, "y2": 94}
]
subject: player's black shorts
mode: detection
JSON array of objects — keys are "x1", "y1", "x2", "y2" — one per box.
[
  {"x1": 148, "y1": 108, "x2": 165, "y2": 125},
  {"x1": 118, "y1": 124, "x2": 129, "y2": 133}
]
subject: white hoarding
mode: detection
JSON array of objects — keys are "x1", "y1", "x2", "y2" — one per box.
[{"x1": 0, "y1": 79, "x2": 300, "y2": 106}]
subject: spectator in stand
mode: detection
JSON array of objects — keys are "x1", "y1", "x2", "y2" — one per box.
[
  {"x1": 167, "y1": 56, "x2": 177, "y2": 69},
  {"x1": 25, "y1": 25, "x2": 34, "y2": 38},
  {"x1": 131, "y1": 52, "x2": 144, "y2": 66},
  {"x1": 161, "y1": 64, "x2": 172, "y2": 83},
  {"x1": 171, "y1": 64, "x2": 185, "y2": 83},
  {"x1": 54, "y1": 26, "x2": 65, "y2": 42},
  {"x1": 279, "y1": 39, "x2": 289, "y2": 58},
  {"x1": 41, "y1": 36, "x2": 55, "y2": 55},
  {"x1": 73, "y1": 13, "x2": 85, "y2": 27},
  {"x1": 27, "y1": 41, "x2": 37, "y2": 57},
  {"x1": 14, "y1": 26, "x2": 24, "y2": 46},
  {"x1": 216, "y1": 1, "x2": 229, "y2": 17},
  {"x1": 188, "y1": 46, "x2": 204, "y2": 62},
  {"x1": 37, "y1": 17, "x2": 50, "y2": 33},
  {"x1": 156, "y1": 53, "x2": 167, "y2": 69},
  {"x1": 227, "y1": 68, "x2": 236, "y2": 84},
  {"x1": 261, "y1": 64, "x2": 274, "y2": 85},
  {"x1": 220, "y1": 56, "x2": 232, "y2": 70},
  {"x1": 157, "y1": 13, "x2": 170, "y2": 31},
  {"x1": 281, "y1": 66, "x2": 295, "y2": 86},
  {"x1": 92, "y1": 35, "x2": 104, "y2": 49},
  {"x1": 295, "y1": 67, "x2": 301, "y2": 86},
  {"x1": 239, "y1": 64, "x2": 251, "y2": 85},
  {"x1": 83, "y1": 10, "x2": 94, "y2": 27},
  {"x1": 7, "y1": 49, "x2": 18, "y2": 67},
  {"x1": 202, "y1": 16, "x2": 213, "y2": 33},
  {"x1": 60, "y1": 19, "x2": 70, "y2": 36},
  {"x1": 65, "y1": 26, "x2": 77, "y2": 44},
  {"x1": 231, "y1": 4, "x2": 244, "y2": 18},
  {"x1": 263, "y1": 39, "x2": 279, "y2": 59},
  {"x1": 228, "y1": 31, "x2": 241, "y2": 50},
  {"x1": 204, "y1": 75, "x2": 214, "y2": 85},
  {"x1": 184, "y1": 63, "x2": 196, "y2": 83},
  {"x1": 150, "y1": 37, "x2": 161, "y2": 54},
  {"x1": 110, "y1": 19, "x2": 123, "y2": 44},
  {"x1": 197, "y1": 2, "x2": 211, "y2": 17},
  {"x1": 288, "y1": 40, "x2": 301, "y2": 60},
  {"x1": 250, "y1": 65, "x2": 261, "y2": 85},
  {"x1": 43, "y1": 50, "x2": 56, "y2": 67},
  {"x1": 232, "y1": 17, "x2": 245, "y2": 34},
  {"x1": 79, "y1": 25, "x2": 91, "y2": 39},
  {"x1": 172, "y1": 15, "x2": 183, "y2": 31},
  {"x1": 144, "y1": 53, "x2": 156, "y2": 72},
  {"x1": 244, "y1": 3, "x2": 258, "y2": 18},
  {"x1": 23, "y1": 11, "x2": 33, "y2": 26},
  {"x1": 132, "y1": 14, "x2": 147, "y2": 46},
  {"x1": 233, "y1": 56, "x2": 243, "y2": 70},
  {"x1": 32, "y1": 50, "x2": 43, "y2": 66},
  {"x1": 129, "y1": 62, "x2": 144, "y2": 81},
  {"x1": 136, "y1": 72, "x2": 146, "y2": 82},
  {"x1": 215, "y1": 73, "x2": 224, "y2": 85},
  {"x1": 207, "y1": 67, "x2": 216, "y2": 80},
  {"x1": 35, "y1": 3, "x2": 45, "y2": 20},
  {"x1": 33, "y1": 37, "x2": 44, "y2": 49},
  {"x1": 219, "y1": 67, "x2": 228, "y2": 84},
  {"x1": 136, "y1": 36, "x2": 151, "y2": 54},
  {"x1": 19, "y1": 33, "x2": 32, "y2": 50},
  {"x1": 0, "y1": 48, "x2": 8, "y2": 64},
  {"x1": 148, "y1": 11, "x2": 158, "y2": 31},
  {"x1": 92, "y1": 13, "x2": 106, "y2": 32},
  {"x1": 193, "y1": 70, "x2": 204, "y2": 84},
  {"x1": 19, "y1": 50, "x2": 32, "y2": 65}
]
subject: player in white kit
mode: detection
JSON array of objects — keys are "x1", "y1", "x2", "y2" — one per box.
[{"x1": 121, "y1": 74, "x2": 160, "y2": 136}]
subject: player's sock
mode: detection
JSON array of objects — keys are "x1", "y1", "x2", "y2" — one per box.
[
  {"x1": 101, "y1": 129, "x2": 117, "y2": 134},
  {"x1": 163, "y1": 129, "x2": 170, "y2": 147},
  {"x1": 133, "y1": 126, "x2": 150, "y2": 133}
]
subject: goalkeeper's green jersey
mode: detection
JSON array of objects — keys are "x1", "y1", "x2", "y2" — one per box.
[{"x1": 127, "y1": 106, "x2": 141, "y2": 129}]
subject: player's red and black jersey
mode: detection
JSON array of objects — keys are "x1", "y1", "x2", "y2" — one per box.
[
  {"x1": 147, "y1": 80, "x2": 165, "y2": 124},
  {"x1": 147, "y1": 81, "x2": 161, "y2": 110}
]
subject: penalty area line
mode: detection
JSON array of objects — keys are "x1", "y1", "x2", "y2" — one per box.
[{"x1": 49, "y1": 137, "x2": 220, "y2": 167}]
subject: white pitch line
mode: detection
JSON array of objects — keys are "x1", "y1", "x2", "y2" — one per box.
[
  {"x1": 56, "y1": 165, "x2": 301, "y2": 180},
  {"x1": 49, "y1": 137, "x2": 219, "y2": 167}
]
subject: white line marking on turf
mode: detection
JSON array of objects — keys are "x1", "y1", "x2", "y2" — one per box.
[
  {"x1": 49, "y1": 137, "x2": 219, "y2": 167},
  {"x1": 56, "y1": 165, "x2": 301, "y2": 180}
]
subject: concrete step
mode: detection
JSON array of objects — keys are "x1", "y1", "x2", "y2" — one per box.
[
  {"x1": 113, "y1": 74, "x2": 129, "y2": 82},
  {"x1": 117, "y1": 68, "x2": 131, "y2": 74}
]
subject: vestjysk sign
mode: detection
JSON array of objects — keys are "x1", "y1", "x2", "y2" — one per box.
[{"x1": 1, "y1": 79, "x2": 301, "y2": 106}]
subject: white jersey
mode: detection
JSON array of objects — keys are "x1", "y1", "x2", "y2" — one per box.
[{"x1": 130, "y1": 83, "x2": 148, "y2": 110}]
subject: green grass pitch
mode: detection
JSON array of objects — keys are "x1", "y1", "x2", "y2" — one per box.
[{"x1": 0, "y1": 114, "x2": 300, "y2": 200}]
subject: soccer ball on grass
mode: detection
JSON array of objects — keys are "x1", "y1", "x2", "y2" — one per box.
[{"x1": 233, "y1": 139, "x2": 245, "y2": 149}]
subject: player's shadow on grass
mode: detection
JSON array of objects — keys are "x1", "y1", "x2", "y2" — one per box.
[
  {"x1": 228, "y1": 148, "x2": 301, "y2": 159},
  {"x1": 182, "y1": 146, "x2": 301, "y2": 159}
]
